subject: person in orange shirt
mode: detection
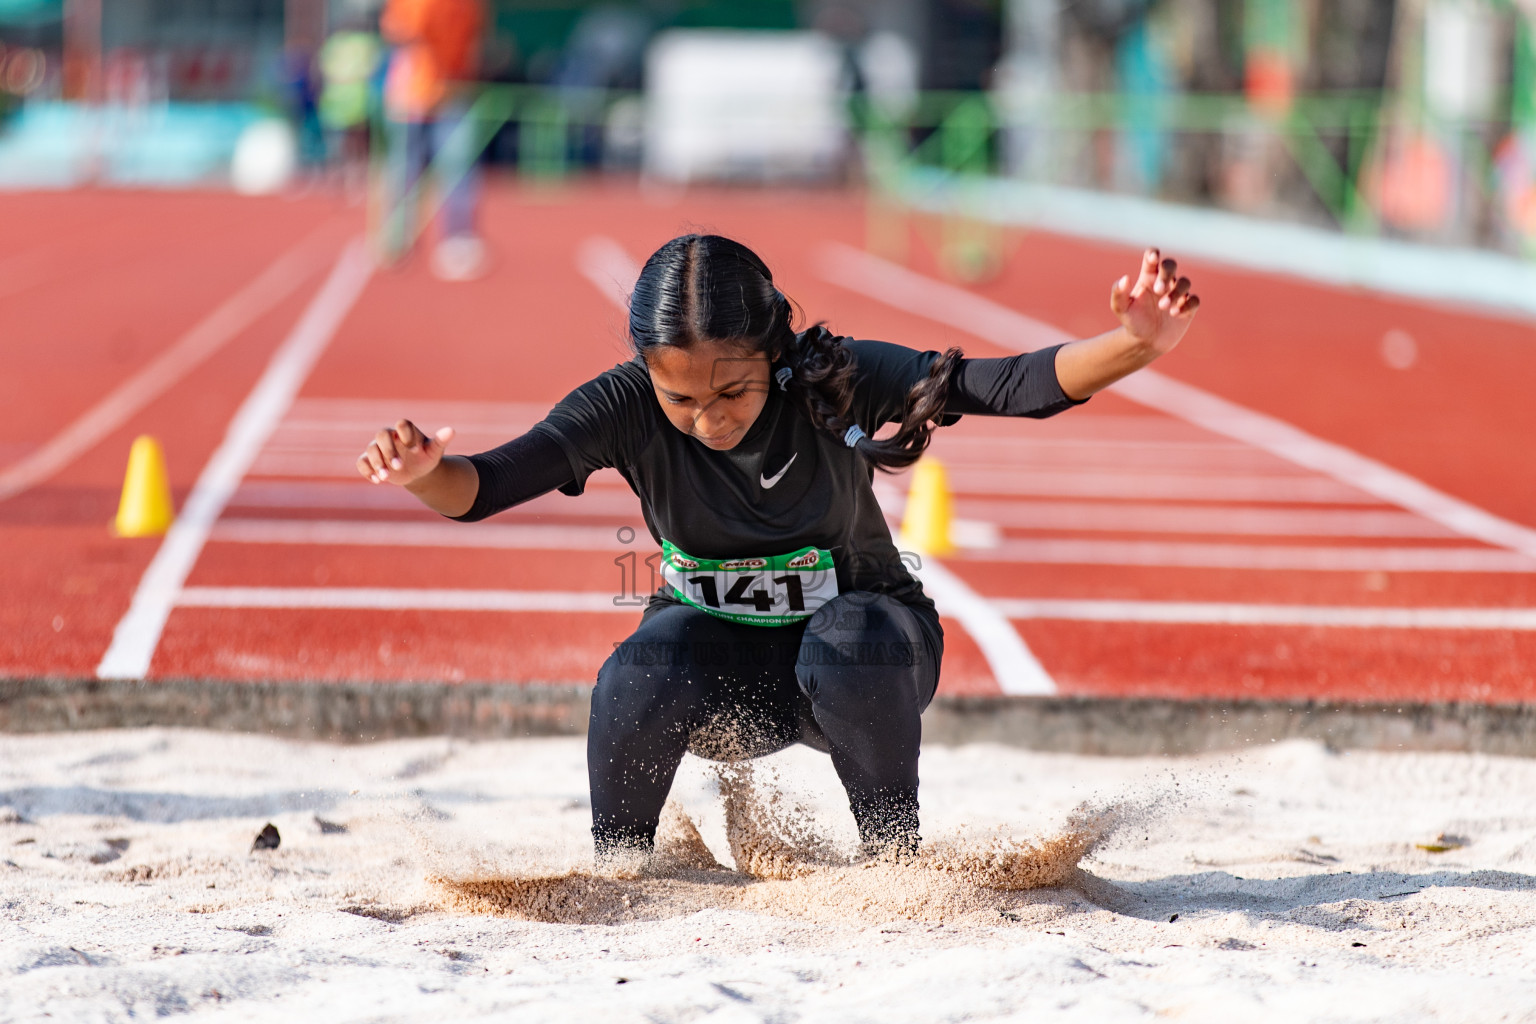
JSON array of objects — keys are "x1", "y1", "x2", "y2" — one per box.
[{"x1": 380, "y1": 0, "x2": 487, "y2": 280}]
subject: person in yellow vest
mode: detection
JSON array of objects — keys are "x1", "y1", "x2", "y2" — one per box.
[{"x1": 318, "y1": 24, "x2": 382, "y2": 197}]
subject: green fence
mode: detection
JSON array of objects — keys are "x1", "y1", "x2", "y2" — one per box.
[{"x1": 373, "y1": 83, "x2": 1536, "y2": 269}]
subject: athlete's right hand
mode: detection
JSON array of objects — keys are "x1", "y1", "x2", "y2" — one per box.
[{"x1": 357, "y1": 419, "x2": 456, "y2": 486}]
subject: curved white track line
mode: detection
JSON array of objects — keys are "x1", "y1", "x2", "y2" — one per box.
[
  {"x1": 903, "y1": 547, "x2": 1055, "y2": 696},
  {"x1": 817, "y1": 242, "x2": 1536, "y2": 560}
]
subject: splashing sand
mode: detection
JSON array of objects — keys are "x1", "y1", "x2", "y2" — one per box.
[
  {"x1": 430, "y1": 762, "x2": 1120, "y2": 926},
  {"x1": 922, "y1": 804, "x2": 1121, "y2": 890},
  {"x1": 717, "y1": 760, "x2": 843, "y2": 880}
]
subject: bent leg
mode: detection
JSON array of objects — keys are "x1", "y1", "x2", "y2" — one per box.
[
  {"x1": 588, "y1": 603, "x2": 804, "y2": 853},
  {"x1": 796, "y1": 594, "x2": 942, "y2": 851}
]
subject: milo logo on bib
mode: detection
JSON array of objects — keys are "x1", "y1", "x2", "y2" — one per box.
[{"x1": 661, "y1": 540, "x2": 838, "y2": 627}]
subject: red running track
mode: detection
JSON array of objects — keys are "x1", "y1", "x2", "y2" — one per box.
[{"x1": 4, "y1": 182, "x2": 1535, "y2": 703}]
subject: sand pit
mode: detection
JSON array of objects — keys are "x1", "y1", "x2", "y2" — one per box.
[{"x1": 2, "y1": 730, "x2": 1535, "y2": 1021}]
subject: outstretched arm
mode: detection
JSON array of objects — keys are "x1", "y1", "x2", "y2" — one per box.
[
  {"x1": 1053, "y1": 248, "x2": 1200, "y2": 401},
  {"x1": 358, "y1": 419, "x2": 479, "y2": 517},
  {"x1": 358, "y1": 419, "x2": 577, "y2": 521}
]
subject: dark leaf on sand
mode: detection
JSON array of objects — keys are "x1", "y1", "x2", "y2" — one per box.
[{"x1": 251, "y1": 823, "x2": 280, "y2": 852}]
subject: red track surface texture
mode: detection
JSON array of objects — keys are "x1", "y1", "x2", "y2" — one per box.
[{"x1": 4, "y1": 184, "x2": 1534, "y2": 703}]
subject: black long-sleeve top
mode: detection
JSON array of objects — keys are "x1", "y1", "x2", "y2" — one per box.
[
  {"x1": 451, "y1": 339, "x2": 1083, "y2": 614},
  {"x1": 457, "y1": 341, "x2": 1078, "y2": 522}
]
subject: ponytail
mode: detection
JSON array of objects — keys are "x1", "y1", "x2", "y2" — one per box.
[{"x1": 779, "y1": 324, "x2": 962, "y2": 473}]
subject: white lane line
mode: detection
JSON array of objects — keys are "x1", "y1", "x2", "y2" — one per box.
[
  {"x1": 582, "y1": 236, "x2": 1056, "y2": 694},
  {"x1": 964, "y1": 539, "x2": 1536, "y2": 573},
  {"x1": 993, "y1": 598, "x2": 1536, "y2": 631},
  {"x1": 283, "y1": 396, "x2": 556, "y2": 424},
  {"x1": 930, "y1": 412, "x2": 1237, "y2": 442},
  {"x1": 944, "y1": 499, "x2": 1456, "y2": 539},
  {"x1": 904, "y1": 546, "x2": 1055, "y2": 695},
  {"x1": 934, "y1": 434, "x2": 1252, "y2": 452},
  {"x1": 0, "y1": 228, "x2": 336, "y2": 503},
  {"x1": 231, "y1": 481, "x2": 428, "y2": 510},
  {"x1": 262, "y1": 431, "x2": 530, "y2": 448},
  {"x1": 817, "y1": 242, "x2": 1536, "y2": 559},
  {"x1": 820, "y1": 242, "x2": 1068, "y2": 350},
  {"x1": 245, "y1": 398, "x2": 553, "y2": 478},
  {"x1": 943, "y1": 469, "x2": 1374, "y2": 504},
  {"x1": 938, "y1": 447, "x2": 1290, "y2": 474},
  {"x1": 177, "y1": 586, "x2": 636, "y2": 613},
  {"x1": 944, "y1": 453, "x2": 1316, "y2": 477},
  {"x1": 577, "y1": 236, "x2": 641, "y2": 310},
  {"x1": 261, "y1": 430, "x2": 532, "y2": 449},
  {"x1": 1111, "y1": 372, "x2": 1536, "y2": 560},
  {"x1": 210, "y1": 517, "x2": 632, "y2": 551},
  {"x1": 96, "y1": 240, "x2": 374, "y2": 680},
  {"x1": 227, "y1": 479, "x2": 644, "y2": 517}
]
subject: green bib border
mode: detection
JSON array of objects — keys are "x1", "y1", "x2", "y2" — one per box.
[{"x1": 660, "y1": 540, "x2": 838, "y2": 627}]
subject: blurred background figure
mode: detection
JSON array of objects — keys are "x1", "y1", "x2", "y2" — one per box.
[
  {"x1": 550, "y1": 5, "x2": 650, "y2": 169},
  {"x1": 318, "y1": 18, "x2": 382, "y2": 199},
  {"x1": 0, "y1": 0, "x2": 1529, "y2": 255},
  {"x1": 380, "y1": 0, "x2": 487, "y2": 281},
  {"x1": 278, "y1": 41, "x2": 325, "y2": 175}
]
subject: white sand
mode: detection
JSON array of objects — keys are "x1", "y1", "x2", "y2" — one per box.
[{"x1": 2, "y1": 729, "x2": 1534, "y2": 1023}]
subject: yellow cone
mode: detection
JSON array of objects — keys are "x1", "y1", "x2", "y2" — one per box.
[
  {"x1": 113, "y1": 435, "x2": 175, "y2": 537},
  {"x1": 901, "y1": 457, "x2": 955, "y2": 555}
]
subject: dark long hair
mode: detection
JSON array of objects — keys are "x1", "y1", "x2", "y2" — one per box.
[{"x1": 628, "y1": 234, "x2": 960, "y2": 472}]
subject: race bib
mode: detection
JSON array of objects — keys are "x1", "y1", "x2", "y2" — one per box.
[{"x1": 660, "y1": 540, "x2": 838, "y2": 627}]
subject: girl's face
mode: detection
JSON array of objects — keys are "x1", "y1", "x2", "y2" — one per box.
[{"x1": 645, "y1": 339, "x2": 772, "y2": 451}]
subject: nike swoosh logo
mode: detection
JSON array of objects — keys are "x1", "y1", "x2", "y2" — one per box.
[{"x1": 760, "y1": 452, "x2": 798, "y2": 489}]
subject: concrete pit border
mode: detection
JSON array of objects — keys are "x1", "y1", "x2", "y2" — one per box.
[{"x1": 4, "y1": 679, "x2": 1536, "y2": 757}]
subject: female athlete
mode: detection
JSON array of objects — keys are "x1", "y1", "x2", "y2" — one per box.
[{"x1": 357, "y1": 234, "x2": 1199, "y2": 858}]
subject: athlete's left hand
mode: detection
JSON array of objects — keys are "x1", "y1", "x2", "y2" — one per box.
[{"x1": 1110, "y1": 248, "x2": 1200, "y2": 356}]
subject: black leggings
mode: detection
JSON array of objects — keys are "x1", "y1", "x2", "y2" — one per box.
[{"x1": 588, "y1": 592, "x2": 943, "y2": 853}]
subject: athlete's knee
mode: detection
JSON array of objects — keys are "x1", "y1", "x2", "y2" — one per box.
[
  {"x1": 797, "y1": 594, "x2": 929, "y2": 709},
  {"x1": 594, "y1": 606, "x2": 758, "y2": 748},
  {"x1": 804, "y1": 594, "x2": 923, "y2": 656},
  {"x1": 592, "y1": 645, "x2": 699, "y2": 754},
  {"x1": 595, "y1": 607, "x2": 721, "y2": 707},
  {"x1": 604, "y1": 606, "x2": 745, "y2": 677}
]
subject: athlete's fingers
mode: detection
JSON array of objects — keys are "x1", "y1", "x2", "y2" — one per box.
[
  {"x1": 431, "y1": 425, "x2": 456, "y2": 454},
  {"x1": 370, "y1": 430, "x2": 398, "y2": 479},
  {"x1": 391, "y1": 420, "x2": 427, "y2": 472},
  {"x1": 362, "y1": 441, "x2": 388, "y2": 482},
  {"x1": 1109, "y1": 274, "x2": 1132, "y2": 315},
  {"x1": 356, "y1": 452, "x2": 378, "y2": 483},
  {"x1": 1132, "y1": 248, "x2": 1160, "y2": 296},
  {"x1": 394, "y1": 418, "x2": 424, "y2": 455},
  {"x1": 1159, "y1": 275, "x2": 1192, "y2": 310},
  {"x1": 1153, "y1": 257, "x2": 1178, "y2": 296},
  {"x1": 373, "y1": 427, "x2": 400, "y2": 475},
  {"x1": 1176, "y1": 293, "x2": 1201, "y2": 317}
]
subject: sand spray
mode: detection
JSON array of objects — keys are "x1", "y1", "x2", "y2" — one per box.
[{"x1": 429, "y1": 754, "x2": 1145, "y2": 925}]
